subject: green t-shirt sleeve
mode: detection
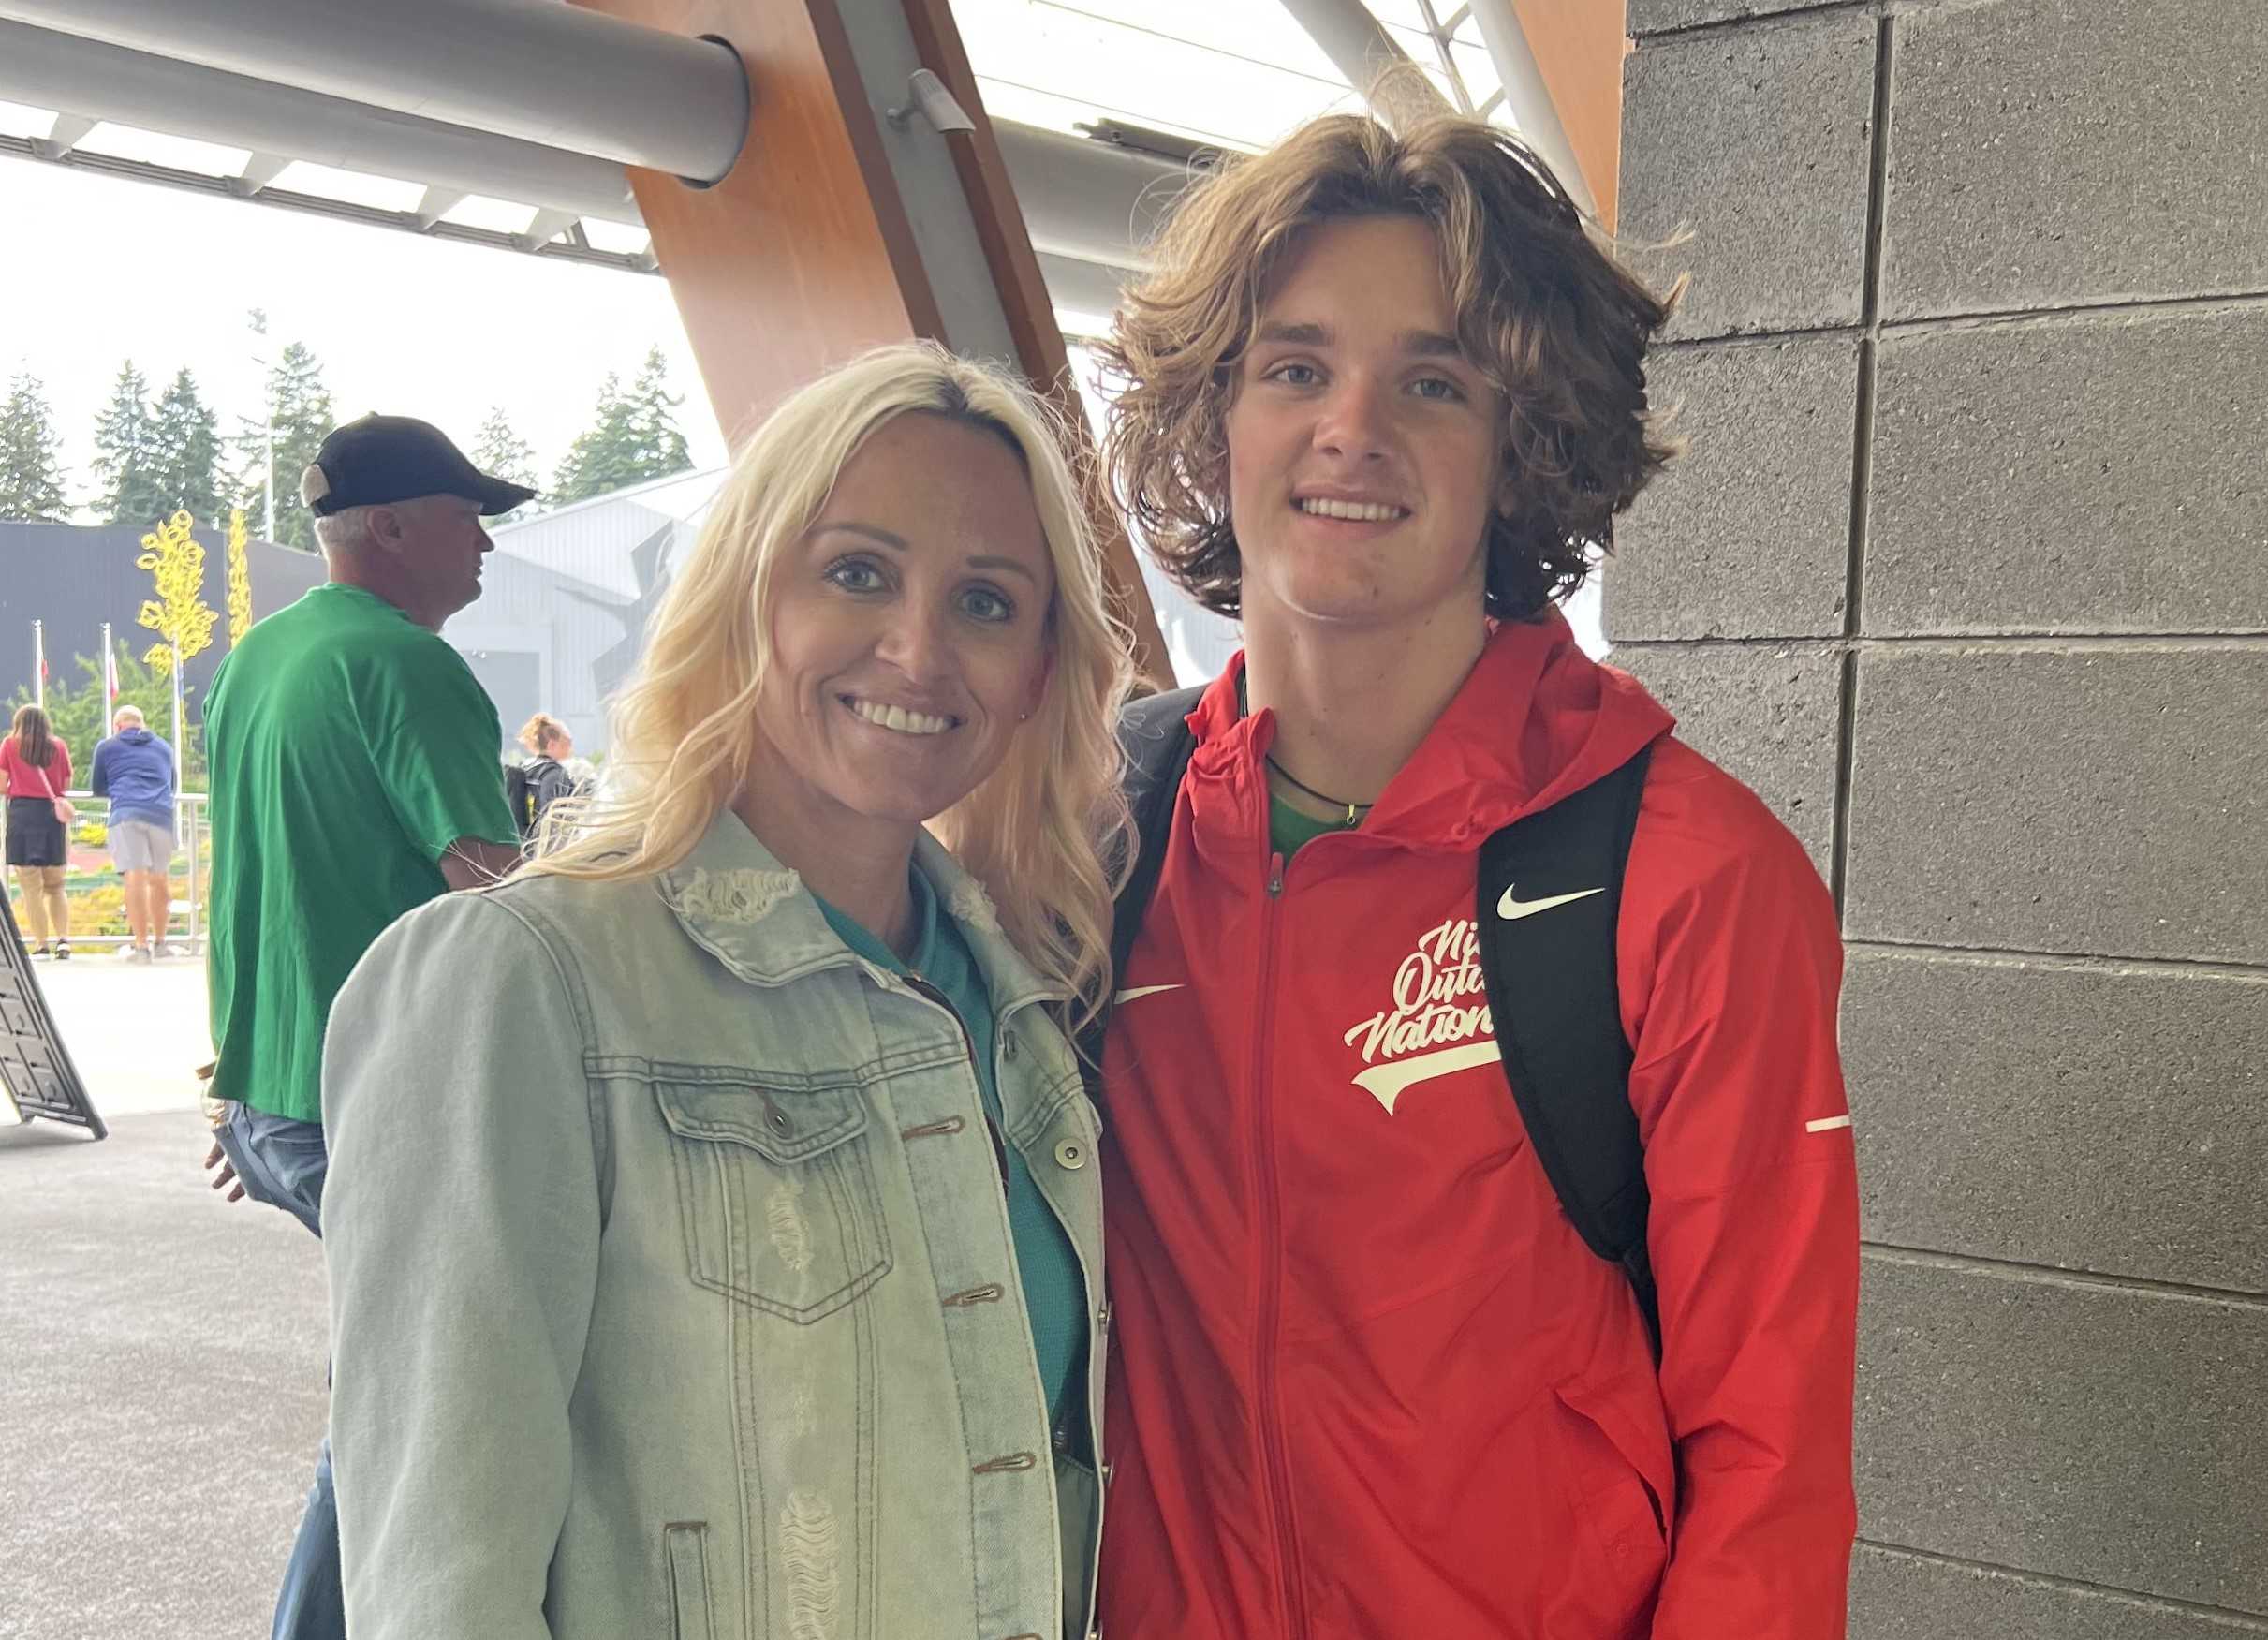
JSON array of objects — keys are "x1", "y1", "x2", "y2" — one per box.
[{"x1": 368, "y1": 649, "x2": 521, "y2": 862}]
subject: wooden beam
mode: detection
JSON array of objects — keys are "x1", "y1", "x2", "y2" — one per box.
[
  {"x1": 897, "y1": 0, "x2": 1171, "y2": 688},
  {"x1": 570, "y1": 0, "x2": 936, "y2": 436},
  {"x1": 571, "y1": 0, "x2": 1171, "y2": 687},
  {"x1": 1507, "y1": 0, "x2": 1629, "y2": 230}
]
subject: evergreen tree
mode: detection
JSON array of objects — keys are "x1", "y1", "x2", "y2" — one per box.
[
  {"x1": 146, "y1": 367, "x2": 223, "y2": 528},
  {"x1": 625, "y1": 346, "x2": 693, "y2": 480},
  {"x1": 235, "y1": 340, "x2": 335, "y2": 550},
  {"x1": 552, "y1": 374, "x2": 641, "y2": 505},
  {"x1": 552, "y1": 347, "x2": 694, "y2": 505},
  {"x1": 0, "y1": 372, "x2": 70, "y2": 524},
  {"x1": 472, "y1": 406, "x2": 540, "y2": 523},
  {"x1": 91, "y1": 362, "x2": 166, "y2": 529}
]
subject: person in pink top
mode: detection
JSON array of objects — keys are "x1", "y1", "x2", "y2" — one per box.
[{"x1": 2, "y1": 703, "x2": 76, "y2": 958}]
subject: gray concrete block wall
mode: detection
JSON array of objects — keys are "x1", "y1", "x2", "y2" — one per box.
[
  {"x1": 1620, "y1": 10, "x2": 1876, "y2": 340},
  {"x1": 1848, "y1": 1544, "x2": 2268, "y2": 1640},
  {"x1": 1612, "y1": 643, "x2": 1840, "y2": 869},
  {"x1": 1882, "y1": 0, "x2": 2268, "y2": 319},
  {"x1": 1846, "y1": 648, "x2": 2268, "y2": 964},
  {"x1": 1856, "y1": 1255, "x2": 2264, "y2": 1613},
  {"x1": 1616, "y1": 337, "x2": 1859, "y2": 640},
  {"x1": 1616, "y1": 0, "x2": 2268, "y2": 1630},
  {"x1": 1866, "y1": 309, "x2": 2268, "y2": 635},
  {"x1": 1846, "y1": 952, "x2": 2268, "y2": 1293}
]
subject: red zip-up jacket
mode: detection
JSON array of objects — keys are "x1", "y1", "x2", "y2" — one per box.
[{"x1": 1098, "y1": 614, "x2": 1859, "y2": 1639}]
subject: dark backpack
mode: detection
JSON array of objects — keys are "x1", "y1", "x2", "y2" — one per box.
[
  {"x1": 505, "y1": 756, "x2": 567, "y2": 840},
  {"x1": 1096, "y1": 685, "x2": 1662, "y2": 1352}
]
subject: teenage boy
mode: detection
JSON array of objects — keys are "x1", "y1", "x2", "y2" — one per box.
[{"x1": 1092, "y1": 114, "x2": 1859, "y2": 1639}]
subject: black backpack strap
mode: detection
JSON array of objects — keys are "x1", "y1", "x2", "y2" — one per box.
[
  {"x1": 1476, "y1": 743, "x2": 1659, "y2": 1353},
  {"x1": 1080, "y1": 685, "x2": 1203, "y2": 1079},
  {"x1": 503, "y1": 761, "x2": 537, "y2": 836}
]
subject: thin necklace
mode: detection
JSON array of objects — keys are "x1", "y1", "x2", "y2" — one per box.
[
  {"x1": 1264, "y1": 754, "x2": 1373, "y2": 826},
  {"x1": 1240, "y1": 672, "x2": 1374, "y2": 824}
]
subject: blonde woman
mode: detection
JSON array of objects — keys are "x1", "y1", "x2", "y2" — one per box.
[{"x1": 319, "y1": 343, "x2": 1130, "y2": 1640}]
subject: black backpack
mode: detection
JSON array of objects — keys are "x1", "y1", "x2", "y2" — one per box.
[
  {"x1": 1096, "y1": 686, "x2": 1662, "y2": 1352},
  {"x1": 505, "y1": 756, "x2": 565, "y2": 840}
]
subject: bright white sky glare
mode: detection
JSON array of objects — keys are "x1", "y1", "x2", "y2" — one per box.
[
  {"x1": 0, "y1": 1, "x2": 1503, "y2": 523},
  {"x1": 0, "y1": 155, "x2": 726, "y2": 518},
  {"x1": 0, "y1": 10, "x2": 1600, "y2": 657}
]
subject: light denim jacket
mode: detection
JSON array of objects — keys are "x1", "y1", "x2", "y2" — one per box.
[{"x1": 321, "y1": 812, "x2": 1109, "y2": 1640}]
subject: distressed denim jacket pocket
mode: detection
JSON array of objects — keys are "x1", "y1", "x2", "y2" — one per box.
[{"x1": 656, "y1": 1076, "x2": 893, "y2": 1324}]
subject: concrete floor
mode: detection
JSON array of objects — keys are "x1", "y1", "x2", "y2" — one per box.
[{"x1": 1, "y1": 959, "x2": 328, "y2": 1640}]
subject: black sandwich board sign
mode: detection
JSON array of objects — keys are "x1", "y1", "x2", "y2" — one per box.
[{"x1": 0, "y1": 890, "x2": 104, "y2": 1139}]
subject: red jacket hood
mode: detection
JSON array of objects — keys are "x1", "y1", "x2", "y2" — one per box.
[{"x1": 1186, "y1": 610, "x2": 1676, "y2": 850}]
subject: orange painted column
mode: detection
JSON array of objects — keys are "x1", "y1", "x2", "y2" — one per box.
[
  {"x1": 574, "y1": 0, "x2": 1171, "y2": 687},
  {"x1": 1509, "y1": 0, "x2": 1630, "y2": 230}
]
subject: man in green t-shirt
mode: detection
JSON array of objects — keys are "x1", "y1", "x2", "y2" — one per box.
[{"x1": 200, "y1": 413, "x2": 532, "y2": 1640}]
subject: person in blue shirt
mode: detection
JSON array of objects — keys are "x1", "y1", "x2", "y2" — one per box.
[{"x1": 90, "y1": 704, "x2": 178, "y2": 962}]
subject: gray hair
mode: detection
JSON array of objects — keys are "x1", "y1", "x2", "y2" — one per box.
[
  {"x1": 112, "y1": 704, "x2": 144, "y2": 730},
  {"x1": 312, "y1": 504, "x2": 381, "y2": 555}
]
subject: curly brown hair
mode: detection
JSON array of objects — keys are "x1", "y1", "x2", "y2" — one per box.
[{"x1": 1096, "y1": 113, "x2": 1681, "y2": 622}]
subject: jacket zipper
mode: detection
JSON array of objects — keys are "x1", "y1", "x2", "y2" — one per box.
[{"x1": 1251, "y1": 848, "x2": 1309, "y2": 1634}]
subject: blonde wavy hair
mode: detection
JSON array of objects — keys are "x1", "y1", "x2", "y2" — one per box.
[
  {"x1": 1097, "y1": 113, "x2": 1680, "y2": 623},
  {"x1": 525, "y1": 341, "x2": 1134, "y2": 1027}
]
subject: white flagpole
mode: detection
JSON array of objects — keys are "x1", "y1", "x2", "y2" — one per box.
[
  {"x1": 170, "y1": 643, "x2": 184, "y2": 766},
  {"x1": 101, "y1": 622, "x2": 115, "y2": 727},
  {"x1": 33, "y1": 620, "x2": 44, "y2": 708}
]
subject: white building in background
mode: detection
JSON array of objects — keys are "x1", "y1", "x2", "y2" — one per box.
[
  {"x1": 459, "y1": 467, "x2": 1250, "y2": 757},
  {"x1": 451, "y1": 469, "x2": 721, "y2": 757}
]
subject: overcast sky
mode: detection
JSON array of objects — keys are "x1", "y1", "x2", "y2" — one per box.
[{"x1": 0, "y1": 158, "x2": 729, "y2": 519}]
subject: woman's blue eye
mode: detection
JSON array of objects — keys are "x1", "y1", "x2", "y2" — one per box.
[
  {"x1": 1411, "y1": 376, "x2": 1464, "y2": 402},
  {"x1": 1268, "y1": 362, "x2": 1320, "y2": 388},
  {"x1": 962, "y1": 585, "x2": 1015, "y2": 624},
  {"x1": 827, "y1": 557, "x2": 886, "y2": 593}
]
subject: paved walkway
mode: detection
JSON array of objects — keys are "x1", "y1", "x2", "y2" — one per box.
[
  {"x1": 1, "y1": 958, "x2": 328, "y2": 1640},
  {"x1": 13, "y1": 950, "x2": 218, "y2": 1120}
]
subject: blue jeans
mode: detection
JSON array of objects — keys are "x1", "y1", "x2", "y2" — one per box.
[{"x1": 214, "y1": 1103, "x2": 346, "y2": 1640}]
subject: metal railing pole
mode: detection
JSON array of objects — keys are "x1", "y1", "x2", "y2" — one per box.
[{"x1": 184, "y1": 793, "x2": 201, "y2": 950}]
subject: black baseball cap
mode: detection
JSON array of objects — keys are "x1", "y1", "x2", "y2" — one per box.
[{"x1": 299, "y1": 414, "x2": 537, "y2": 517}]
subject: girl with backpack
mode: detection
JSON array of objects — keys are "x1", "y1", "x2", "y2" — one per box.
[{"x1": 507, "y1": 712, "x2": 584, "y2": 841}]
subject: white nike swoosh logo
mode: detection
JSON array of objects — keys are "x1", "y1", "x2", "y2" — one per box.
[
  {"x1": 1112, "y1": 983, "x2": 1185, "y2": 1005},
  {"x1": 1496, "y1": 885, "x2": 1606, "y2": 921}
]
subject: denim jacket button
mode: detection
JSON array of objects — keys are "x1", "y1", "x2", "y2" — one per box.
[
  {"x1": 1002, "y1": 1031, "x2": 1020, "y2": 1061},
  {"x1": 1053, "y1": 1138, "x2": 1088, "y2": 1170}
]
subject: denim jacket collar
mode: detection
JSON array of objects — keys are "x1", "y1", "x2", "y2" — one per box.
[{"x1": 655, "y1": 809, "x2": 1068, "y2": 1015}]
